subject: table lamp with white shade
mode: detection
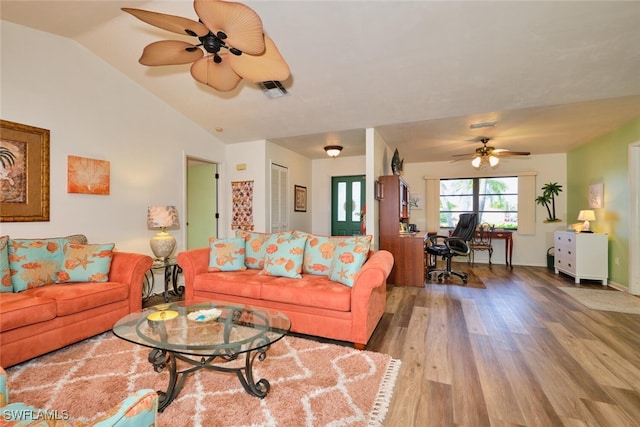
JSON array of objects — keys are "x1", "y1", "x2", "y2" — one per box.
[
  {"x1": 147, "y1": 206, "x2": 179, "y2": 260},
  {"x1": 577, "y1": 209, "x2": 596, "y2": 233}
]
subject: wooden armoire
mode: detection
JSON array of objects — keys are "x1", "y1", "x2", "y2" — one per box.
[{"x1": 378, "y1": 175, "x2": 426, "y2": 287}]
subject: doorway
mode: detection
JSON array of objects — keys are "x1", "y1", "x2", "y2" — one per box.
[
  {"x1": 186, "y1": 158, "x2": 218, "y2": 249},
  {"x1": 331, "y1": 175, "x2": 365, "y2": 236},
  {"x1": 629, "y1": 141, "x2": 640, "y2": 295}
]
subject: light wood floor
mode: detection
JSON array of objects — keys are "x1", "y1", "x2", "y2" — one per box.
[{"x1": 367, "y1": 263, "x2": 640, "y2": 427}]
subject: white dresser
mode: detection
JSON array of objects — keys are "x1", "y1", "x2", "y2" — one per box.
[{"x1": 554, "y1": 231, "x2": 608, "y2": 285}]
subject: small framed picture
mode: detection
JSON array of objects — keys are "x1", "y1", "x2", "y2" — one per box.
[
  {"x1": 294, "y1": 185, "x2": 307, "y2": 212},
  {"x1": 589, "y1": 183, "x2": 603, "y2": 208}
]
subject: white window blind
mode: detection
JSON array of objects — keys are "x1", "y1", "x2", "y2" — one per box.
[{"x1": 271, "y1": 163, "x2": 288, "y2": 232}]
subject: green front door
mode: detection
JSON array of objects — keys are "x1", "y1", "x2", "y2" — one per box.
[{"x1": 331, "y1": 175, "x2": 365, "y2": 236}]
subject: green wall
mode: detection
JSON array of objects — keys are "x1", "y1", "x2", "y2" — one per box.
[{"x1": 567, "y1": 117, "x2": 640, "y2": 287}]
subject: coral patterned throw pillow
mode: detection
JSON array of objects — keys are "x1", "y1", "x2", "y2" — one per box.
[
  {"x1": 58, "y1": 243, "x2": 115, "y2": 283},
  {"x1": 328, "y1": 240, "x2": 371, "y2": 287},
  {"x1": 8, "y1": 238, "x2": 68, "y2": 291},
  {"x1": 208, "y1": 237, "x2": 246, "y2": 272},
  {"x1": 0, "y1": 236, "x2": 11, "y2": 292},
  {"x1": 261, "y1": 236, "x2": 307, "y2": 279}
]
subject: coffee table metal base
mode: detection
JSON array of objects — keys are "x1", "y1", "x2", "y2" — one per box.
[{"x1": 149, "y1": 345, "x2": 271, "y2": 412}]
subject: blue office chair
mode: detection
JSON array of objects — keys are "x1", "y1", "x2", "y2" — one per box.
[{"x1": 426, "y1": 213, "x2": 477, "y2": 284}]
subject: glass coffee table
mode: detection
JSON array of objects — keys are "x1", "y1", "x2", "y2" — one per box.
[{"x1": 113, "y1": 301, "x2": 290, "y2": 412}]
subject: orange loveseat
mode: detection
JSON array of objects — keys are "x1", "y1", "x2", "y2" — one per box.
[
  {"x1": 0, "y1": 250, "x2": 152, "y2": 367},
  {"x1": 177, "y1": 245, "x2": 393, "y2": 349}
]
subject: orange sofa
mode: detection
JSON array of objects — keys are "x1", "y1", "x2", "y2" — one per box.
[
  {"x1": 177, "y1": 247, "x2": 394, "y2": 349},
  {"x1": 0, "y1": 251, "x2": 153, "y2": 367}
]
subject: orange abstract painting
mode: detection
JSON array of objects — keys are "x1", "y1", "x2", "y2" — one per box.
[{"x1": 67, "y1": 155, "x2": 110, "y2": 195}]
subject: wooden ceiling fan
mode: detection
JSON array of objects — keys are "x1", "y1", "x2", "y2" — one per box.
[
  {"x1": 122, "y1": 0, "x2": 290, "y2": 92},
  {"x1": 452, "y1": 137, "x2": 530, "y2": 168}
]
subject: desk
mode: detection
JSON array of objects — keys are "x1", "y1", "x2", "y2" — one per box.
[
  {"x1": 489, "y1": 230, "x2": 513, "y2": 268},
  {"x1": 379, "y1": 233, "x2": 427, "y2": 287},
  {"x1": 449, "y1": 229, "x2": 514, "y2": 267}
]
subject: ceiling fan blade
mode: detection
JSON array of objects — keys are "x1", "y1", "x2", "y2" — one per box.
[
  {"x1": 228, "y1": 35, "x2": 290, "y2": 82},
  {"x1": 494, "y1": 150, "x2": 531, "y2": 156},
  {"x1": 122, "y1": 8, "x2": 209, "y2": 37},
  {"x1": 194, "y1": 0, "x2": 265, "y2": 55},
  {"x1": 190, "y1": 55, "x2": 242, "y2": 92},
  {"x1": 139, "y1": 41, "x2": 204, "y2": 66},
  {"x1": 451, "y1": 153, "x2": 478, "y2": 158}
]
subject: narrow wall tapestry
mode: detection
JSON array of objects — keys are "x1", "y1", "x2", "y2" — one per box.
[
  {"x1": 231, "y1": 180, "x2": 254, "y2": 231},
  {"x1": 67, "y1": 155, "x2": 110, "y2": 195}
]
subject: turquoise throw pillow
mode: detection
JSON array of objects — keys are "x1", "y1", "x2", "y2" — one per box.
[
  {"x1": 294, "y1": 231, "x2": 334, "y2": 276},
  {"x1": 58, "y1": 243, "x2": 115, "y2": 283},
  {"x1": 261, "y1": 236, "x2": 307, "y2": 279},
  {"x1": 0, "y1": 236, "x2": 11, "y2": 292},
  {"x1": 293, "y1": 232, "x2": 373, "y2": 276},
  {"x1": 328, "y1": 240, "x2": 371, "y2": 287},
  {"x1": 208, "y1": 237, "x2": 246, "y2": 272},
  {"x1": 8, "y1": 238, "x2": 67, "y2": 292},
  {"x1": 236, "y1": 230, "x2": 293, "y2": 269}
]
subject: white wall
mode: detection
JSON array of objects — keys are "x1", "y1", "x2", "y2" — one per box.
[
  {"x1": 367, "y1": 128, "x2": 394, "y2": 250},
  {"x1": 401, "y1": 153, "x2": 567, "y2": 266},
  {"x1": 1, "y1": 22, "x2": 223, "y2": 255}
]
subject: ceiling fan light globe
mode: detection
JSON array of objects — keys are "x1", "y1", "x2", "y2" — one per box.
[
  {"x1": 489, "y1": 155, "x2": 499, "y2": 167},
  {"x1": 471, "y1": 157, "x2": 481, "y2": 168}
]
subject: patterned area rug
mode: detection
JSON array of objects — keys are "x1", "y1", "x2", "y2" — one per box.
[
  {"x1": 559, "y1": 287, "x2": 640, "y2": 314},
  {"x1": 6, "y1": 332, "x2": 400, "y2": 427}
]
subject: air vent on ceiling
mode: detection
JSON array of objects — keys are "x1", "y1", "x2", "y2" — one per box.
[
  {"x1": 258, "y1": 81, "x2": 288, "y2": 99},
  {"x1": 469, "y1": 121, "x2": 498, "y2": 129}
]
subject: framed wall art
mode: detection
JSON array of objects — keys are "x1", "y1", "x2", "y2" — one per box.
[
  {"x1": 0, "y1": 119, "x2": 50, "y2": 222},
  {"x1": 294, "y1": 185, "x2": 307, "y2": 212},
  {"x1": 67, "y1": 155, "x2": 110, "y2": 195},
  {"x1": 589, "y1": 183, "x2": 603, "y2": 209}
]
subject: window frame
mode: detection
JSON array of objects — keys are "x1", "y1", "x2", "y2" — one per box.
[{"x1": 439, "y1": 176, "x2": 519, "y2": 230}]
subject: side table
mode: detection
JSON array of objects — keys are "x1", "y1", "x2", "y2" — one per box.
[{"x1": 142, "y1": 258, "x2": 184, "y2": 303}]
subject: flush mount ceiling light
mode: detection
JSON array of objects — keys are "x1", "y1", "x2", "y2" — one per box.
[{"x1": 324, "y1": 145, "x2": 343, "y2": 158}]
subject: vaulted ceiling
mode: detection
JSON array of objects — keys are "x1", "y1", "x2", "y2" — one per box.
[{"x1": 2, "y1": 1, "x2": 640, "y2": 161}]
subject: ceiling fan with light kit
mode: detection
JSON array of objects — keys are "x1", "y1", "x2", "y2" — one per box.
[
  {"x1": 453, "y1": 137, "x2": 530, "y2": 169},
  {"x1": 122, "y1": 0, "x2": 290, "y2": 92}
]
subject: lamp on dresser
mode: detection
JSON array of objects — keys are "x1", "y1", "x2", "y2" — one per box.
[{"x1": 577, "y1": 209, "x2": 596, "y2": 233}]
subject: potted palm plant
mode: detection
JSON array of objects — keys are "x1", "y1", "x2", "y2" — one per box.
[{"x1": 535, "y1": 182, "x2": 563, "y2": 222}]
